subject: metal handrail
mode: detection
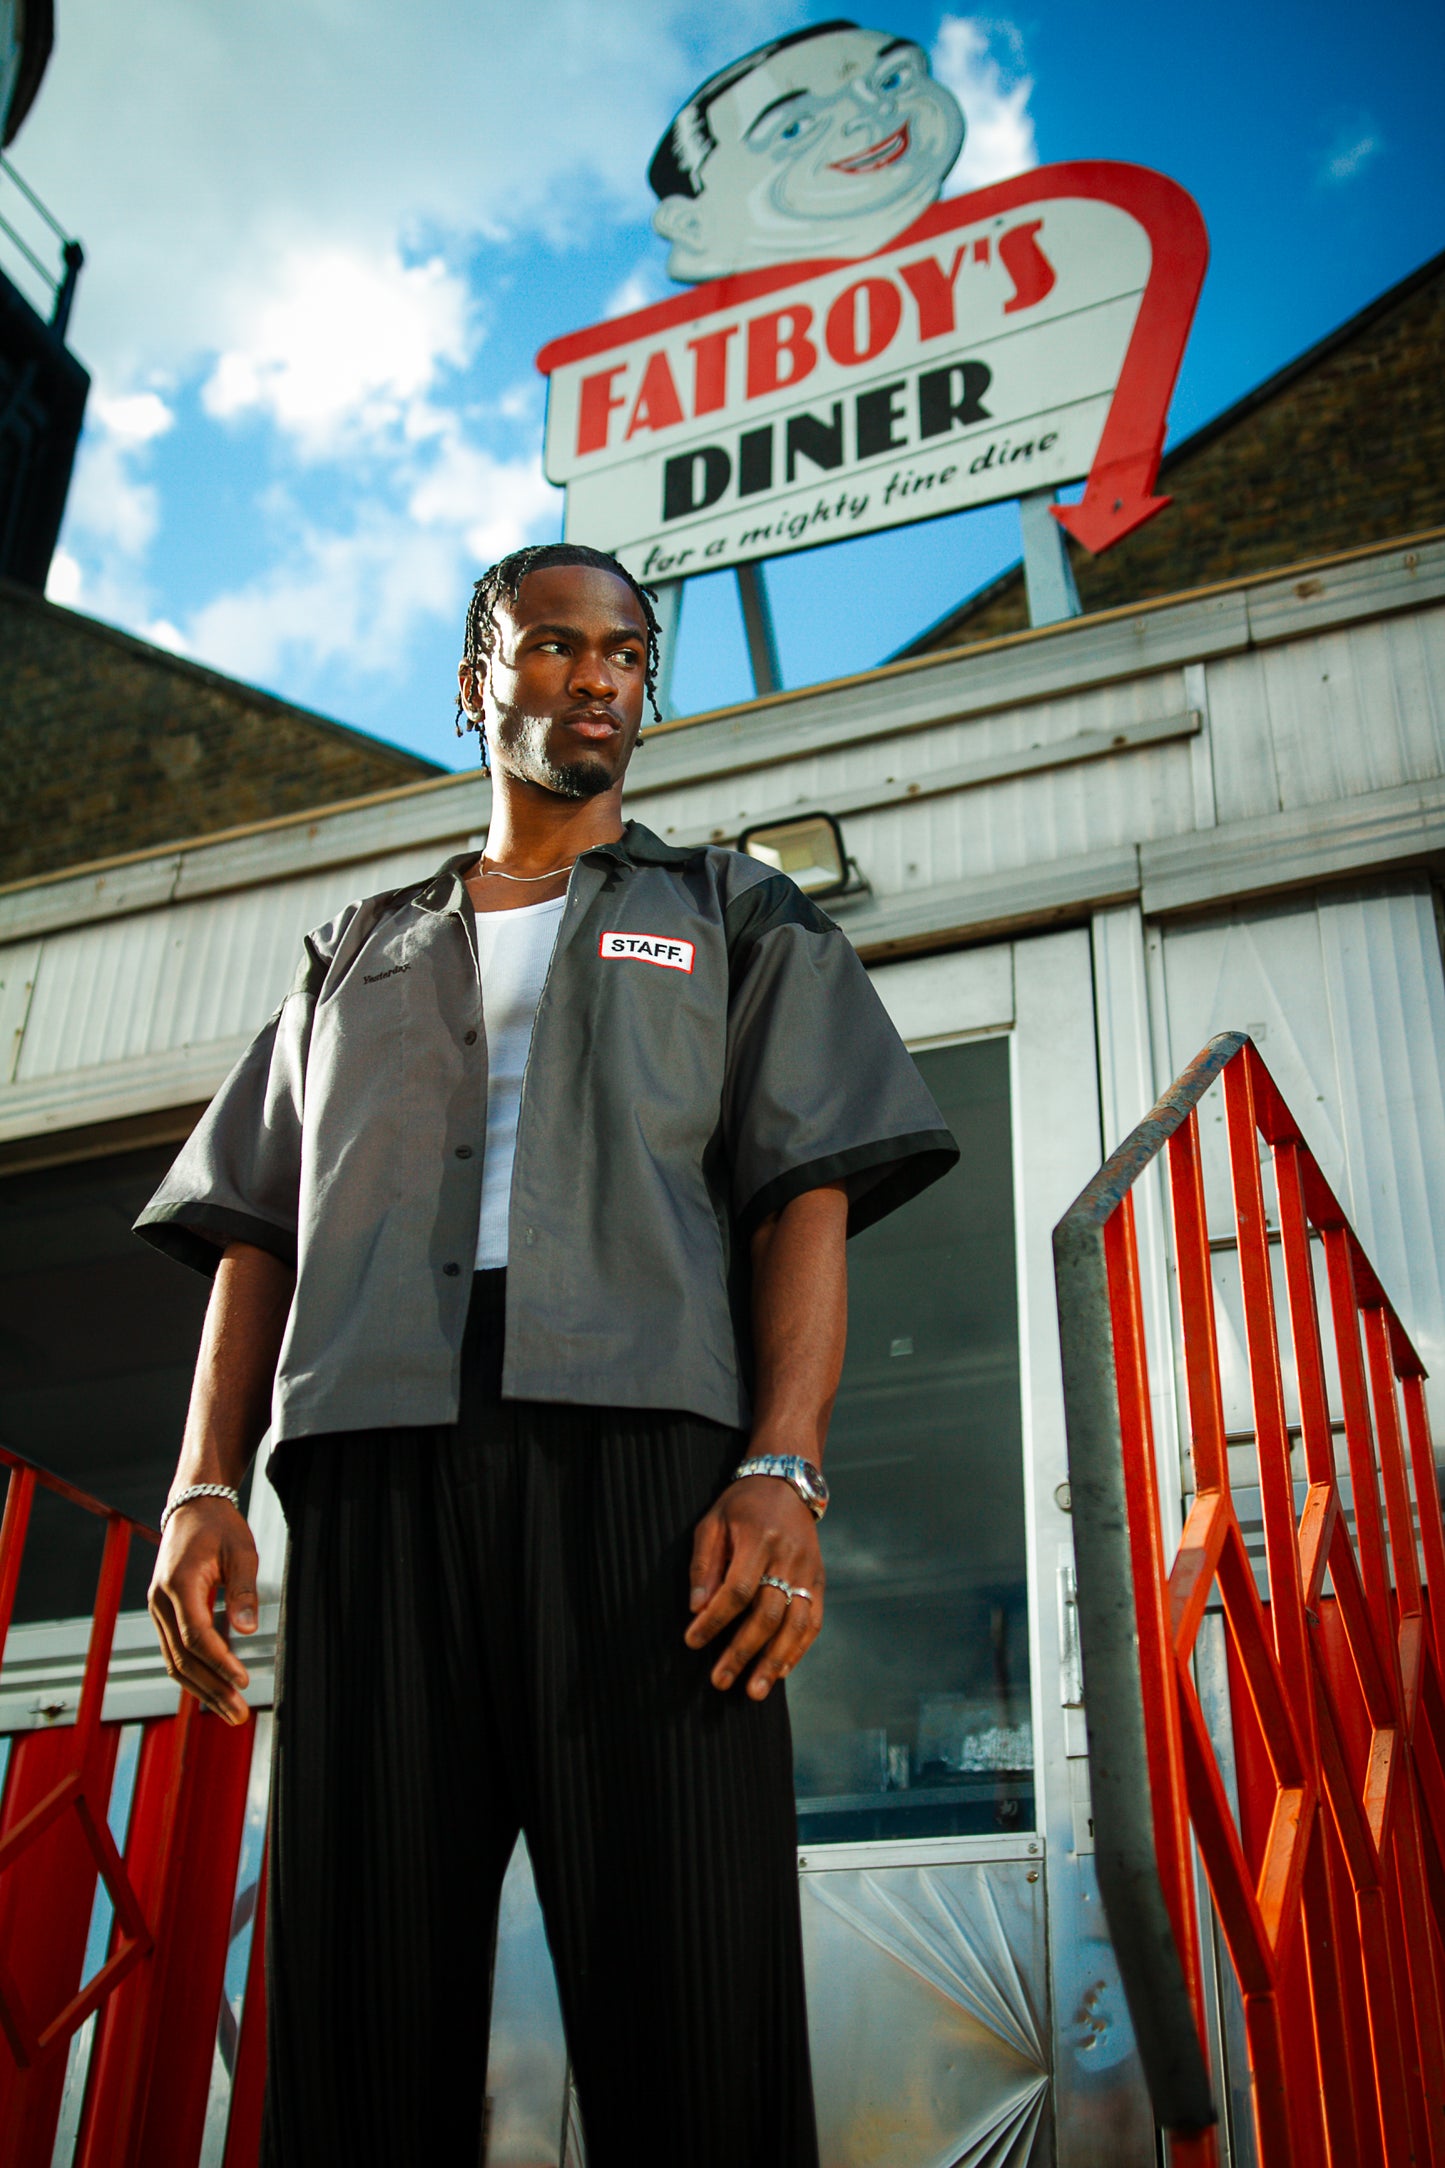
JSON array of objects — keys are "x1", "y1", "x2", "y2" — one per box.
[
  {"x1": 0, "y1": 152, "x2": 83, "y2": 332},
  {"x1": 1054, "y1": 1031, "x2": 1241, "y2": 2133},
  {"x1": 0, "y1": 207, "x2": 51, "y2": 291},
  {"x1": 0, "y1": 1439, "x2": 160, "y2": 1536},
  {"x1": 1054, "y1": 1031, "x2": 1445, "y2": 2163},
  {"x1": 0, "y1": 154, "x2": 71, "y2": 241}
]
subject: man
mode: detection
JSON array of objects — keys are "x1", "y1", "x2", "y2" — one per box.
[
  {"x1": 140, "y1": 543, "x2": 956, "y2": 2167},
  {"x1": 649, "y1": 20, "x2": 965, "y2": 283}
]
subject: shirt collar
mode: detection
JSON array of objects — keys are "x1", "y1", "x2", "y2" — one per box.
[
  {"x1": 411, "y1": 820, "x2": 699, "y2": 914},
  {"x1": 586, "y1": 820, "x2": 700, "y2": 869}
]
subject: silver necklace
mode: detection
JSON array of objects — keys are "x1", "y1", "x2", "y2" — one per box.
[{"x1": 477, "y1": 855, "x2": 574, "y2": 884}]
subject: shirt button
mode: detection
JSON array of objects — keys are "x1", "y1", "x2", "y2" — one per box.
[
  {"x1": 455, "y1": 1145, "x2": 473, "y2": 1159},
  {"x1": 464, "y1": 1028, "x2": 478, "y2": 1045},
  {"x1": 443, "y1": 1262, "x2": 461, "y2": 1277}
]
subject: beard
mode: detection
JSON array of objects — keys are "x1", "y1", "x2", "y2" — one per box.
[{"x1": 533, "y1": 747, "x2": 616, "y2": 800}]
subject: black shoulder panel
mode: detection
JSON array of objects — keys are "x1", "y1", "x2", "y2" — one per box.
[{"x1": 723, "y1": 870, "x2": 838, "y2": 978}]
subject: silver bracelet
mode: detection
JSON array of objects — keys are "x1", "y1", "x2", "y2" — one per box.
[{"x1": 160, "y1": 1483, "x2": 241, "y2": 1535}]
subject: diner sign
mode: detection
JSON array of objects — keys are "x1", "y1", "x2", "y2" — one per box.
[{"x1": 537, "y1": 161, "x2": 1207, "y2": 581}]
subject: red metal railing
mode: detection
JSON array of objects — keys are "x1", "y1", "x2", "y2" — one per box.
[
  {"x1": 0, "y1": 1446, "x2": 266, "y2": 2167},
  {"x1": 1055, "y1": 1031, "x2": 1445, "y2": 2164}
]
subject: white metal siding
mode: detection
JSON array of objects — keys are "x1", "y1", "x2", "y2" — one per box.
[
  {"x1": 10, "y1": 842, "x2": 456, "y2": 1085},
  {"x1": 1206, "y1": 606, "x2": 1445, "y2": 824},
  {"x1": 1158, "y1": 878, "x2": 1445, "y2": 1422}
]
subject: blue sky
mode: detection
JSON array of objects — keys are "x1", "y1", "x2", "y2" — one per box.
[{"x1": 10, "y1": 0, "x2": 1444, "y2": 769}]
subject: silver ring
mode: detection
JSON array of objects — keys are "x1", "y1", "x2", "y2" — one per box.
[
  {"x1": 760, "y1": 1574, "x2": 793, "y2": 1606},
  {"x1": 789, "y1": 1586, "x2": 814, "y2": 1604}
]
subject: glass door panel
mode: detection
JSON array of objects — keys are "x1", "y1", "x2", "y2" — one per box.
[{"x1": 790, "y1": 1034, "x2": 1030, "y2": 1843}]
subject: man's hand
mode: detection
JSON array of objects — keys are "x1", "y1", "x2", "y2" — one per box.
[
  {"x1": 685, "y1": 1477, "x2": 825, "y2": 1699},
  {"x1": 149, "y1": 1496, "x2": 259, "y2": 1725},
  {"x1": 147, "y1": 1239, "x2": 292, "y2": 1724}
]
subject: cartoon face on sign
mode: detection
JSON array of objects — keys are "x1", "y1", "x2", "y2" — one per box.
[{"x1": 649, "y1": 21, "x2": 965, "y2": 284}]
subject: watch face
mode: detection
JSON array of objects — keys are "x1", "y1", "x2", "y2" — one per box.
[{"x1": 793, "y1": 1461, "x2": 829, "y2": 1513}]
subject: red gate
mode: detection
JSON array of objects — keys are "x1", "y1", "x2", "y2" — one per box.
[
  {"x1": 1055, "y1": 1031, "x2": 1445, "y2": 2164},
  {"x1": 0, "y1": 1449, "x2": 267, "y2": 2167}
]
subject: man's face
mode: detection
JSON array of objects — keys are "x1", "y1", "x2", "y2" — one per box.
[
  {"x1": 458, "y1": 565, "x2": 649, "y2": 802},
  {"x1": 654, "y1": 30, "x2": 964, "y2": 282}
]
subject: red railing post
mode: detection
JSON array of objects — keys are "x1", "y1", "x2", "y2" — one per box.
[{"x1": 0, "y1": 1725, "x2": 121, "y2": 2163}]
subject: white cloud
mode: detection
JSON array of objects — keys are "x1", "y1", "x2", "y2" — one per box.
[
  {"x1": 45, "y1": 546, "x2": 83, "y2": 607},
  {"x1": 91, "y1": 389, "x2": 174, "y2": 445},
  {"x1": 49, "y1": 386, "x2": 176, "y2": 630},
  {"x1": 65, "y1": 394, "x2": 168, "y2": 554},
  {"x1": 932, "y1": 17, "x2": 1038, "y2": 195},
  {"x1": 14, "y1": 1, "x2": 789, "y2": 387},
  {"x1": 605, "y1": 260, "x2": 670, "y2": 320},
  {"x1": 407, "y1": 435, "x2": 557, "y2": 564},
  {"x1": 202, "y1": 247, "x2": 472, "y2": 452},
  {"x1": 1320, "y1": 121, "x2": 1382, "y2": 185},
  {"x1": 495, "y1": 380, "x2": 542, "y2": 426},
  {"x1": 185, "y1": 520, "x2": 456, "y2": 689},
  {"x1": 177, "y1": 434, "x2": 558, "y2": 693}
]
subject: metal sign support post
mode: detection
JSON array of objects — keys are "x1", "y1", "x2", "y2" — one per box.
[
  {"x1": 650, "y1": 578, "x2": 683, "y2": 721},
  {"x1": 1020, "y1": 489, "x2": 1083, "y2": 628},
  {"x1": 736, "y1": 561, "x2": 782, "y2": 697},
  {"x1": 648, "y1": 564, "x2": 783, "y2": 717}
]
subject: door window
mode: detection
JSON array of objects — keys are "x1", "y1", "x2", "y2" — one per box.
[{"x1": 789, "y1": 1036, "x2": 1031, "y2": 1842}]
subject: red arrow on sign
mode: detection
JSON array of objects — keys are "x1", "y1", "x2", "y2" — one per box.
[{"x1": 889, "y1": 162, "x2": 1208, "y2": 554}]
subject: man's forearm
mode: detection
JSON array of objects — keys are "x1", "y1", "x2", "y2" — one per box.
[
  {"x1": 170, "y1": 1240, "x2": 295, "y2": 1496},
  {"x1": 748, "y1": 1183, "x2": 849, "y2": 1463},
  {"x1": 684, "y1": 1185, "x2": 846, "y2": 1695}
]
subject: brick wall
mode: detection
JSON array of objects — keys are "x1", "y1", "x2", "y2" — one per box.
[
  {"x1": 0, "y1": 587, "x2": 443, "y2": 883},
  {"x1": 910, "y1": 251, "x2": 1445, "y2": 652}
]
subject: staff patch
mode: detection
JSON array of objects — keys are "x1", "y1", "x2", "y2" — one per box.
[{"x1": 599, "y1": 930, "x2": 695, "y2": 973}]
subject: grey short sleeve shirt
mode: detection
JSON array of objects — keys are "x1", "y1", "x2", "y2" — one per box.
[{"x1": 135, "y1": 822, "x2": 958, "y2": 1439}]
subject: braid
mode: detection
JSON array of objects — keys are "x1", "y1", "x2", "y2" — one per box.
[{"x1": 455, "y1": 543, "x2": 665, "y2": 770}]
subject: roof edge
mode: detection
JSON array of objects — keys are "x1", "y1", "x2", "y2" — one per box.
[
  {"x1": 0, "y1": 761, "x2": 484, "y2": 905},
  {"x1": 0, "y1": 577, "x2": 445, "y2": 775}
]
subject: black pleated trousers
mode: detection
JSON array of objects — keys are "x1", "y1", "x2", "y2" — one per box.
[{"x1": 262, "y1": 1271, "x2": 818, "y2": 2168}]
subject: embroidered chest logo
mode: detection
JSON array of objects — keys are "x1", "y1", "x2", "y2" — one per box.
[{"x1": 599, "y1": 930, "x2": 695, "y2": 973}]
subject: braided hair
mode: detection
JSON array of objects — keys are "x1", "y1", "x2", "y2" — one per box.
[{"x1": 456, "y1": 542, "x2": 664, "y2": 770}]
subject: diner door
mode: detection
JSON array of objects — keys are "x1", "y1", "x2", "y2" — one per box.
[
  {"x1": 481, "y1": 927, "x2": 1153, "y2": 2168},
  {"x1": 789, "y1": 926, "x2": 1153, "y2": 2168}
]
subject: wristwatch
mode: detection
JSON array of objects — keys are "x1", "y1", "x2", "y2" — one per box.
[{"x1": 733, "y1": 1454, "x2": 830, "y2": 1520}]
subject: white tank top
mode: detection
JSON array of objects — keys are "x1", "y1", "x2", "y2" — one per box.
[{"x1": 473, "y1": 893, "x2": 566, "y2": 1270}]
